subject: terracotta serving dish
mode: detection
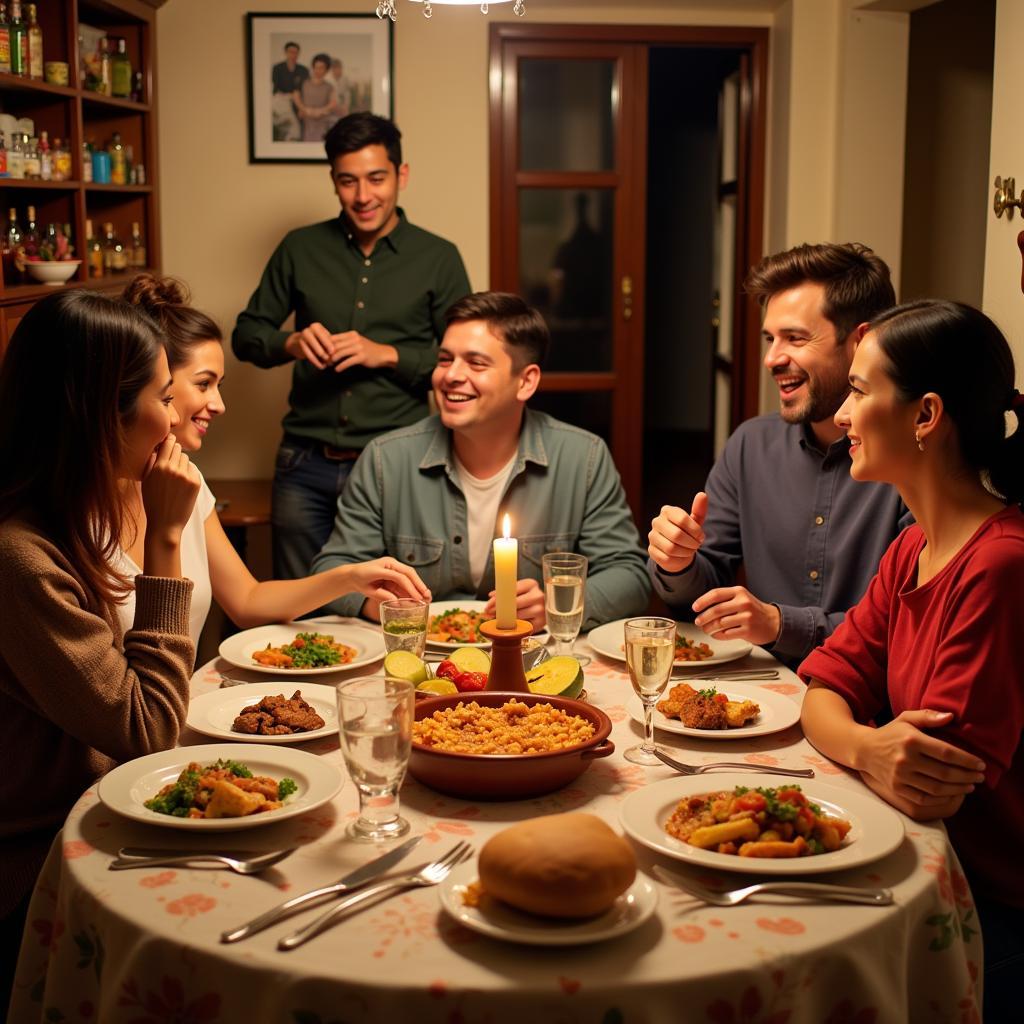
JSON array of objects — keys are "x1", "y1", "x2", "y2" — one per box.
[{"x1": 409, "y1": 691, "x2": 614, "y2": 800}]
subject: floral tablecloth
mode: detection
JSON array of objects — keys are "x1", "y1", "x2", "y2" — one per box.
[{"x1": 9, "y1": 625, "x2": 982, "y2": 1024}]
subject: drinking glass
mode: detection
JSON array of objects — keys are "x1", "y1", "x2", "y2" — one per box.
[
  {"x1": 623, "y1": 617, "x2": 676, "y2": 765},
  {"x1": 542, "y1": 552, "x2": 589, "y2": 664},
  {"x1": 379, "y1": 598, "x2": 429, "y2": 658},
  {"x1": 336, "y1": 676, "x2": 414, "y2": 841}
]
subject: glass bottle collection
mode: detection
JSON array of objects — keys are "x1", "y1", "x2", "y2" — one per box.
[{"x1": 0, "y1": 6, "x2": 150, "y2": 288}]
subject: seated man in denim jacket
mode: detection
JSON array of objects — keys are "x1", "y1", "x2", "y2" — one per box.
[{"x1": 312, "y1": 291, "x2": 650, "y2": 629}]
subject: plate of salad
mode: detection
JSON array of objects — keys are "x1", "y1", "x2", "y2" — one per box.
[{"x1": 218, "y1": 622, "x2": 385, "y2": 675}]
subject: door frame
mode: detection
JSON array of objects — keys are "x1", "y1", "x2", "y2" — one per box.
[{"x1": 488, "y1": 23, "x2": 768, "y2": 512}]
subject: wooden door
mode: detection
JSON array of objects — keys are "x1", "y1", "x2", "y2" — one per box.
[{"x1": 489, "y1": 25, "x2": 767, "y2": 515}]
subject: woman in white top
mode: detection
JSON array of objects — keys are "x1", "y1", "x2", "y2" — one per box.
[{"x1": 116, "y1": 274, "x2": 430, "y2": 646}]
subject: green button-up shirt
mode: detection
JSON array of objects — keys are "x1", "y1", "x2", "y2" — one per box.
[
  {"x1": 311, "y1": 409, "x2": 651, "y2": 627},
  {"x1": 231, "y1": 210, "x2": 471, "y2": 449}
]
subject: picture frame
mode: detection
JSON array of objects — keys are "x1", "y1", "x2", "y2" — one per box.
[{"x1": 246, "y1": 13, "x2": 394, "y2": 164}]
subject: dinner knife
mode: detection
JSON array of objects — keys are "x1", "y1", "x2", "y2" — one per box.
[{"x1": 219, "y1": 834, "x2": 422, "y2": 944}]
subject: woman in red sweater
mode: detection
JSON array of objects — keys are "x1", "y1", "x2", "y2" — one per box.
[{"x1": 799, "y1": 300, "x2": 1024, "y2": 1018}]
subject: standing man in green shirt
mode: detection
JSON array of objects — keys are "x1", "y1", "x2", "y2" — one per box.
[{"x1": 232, "y1": 112, "x2": 471, "y2": 579}]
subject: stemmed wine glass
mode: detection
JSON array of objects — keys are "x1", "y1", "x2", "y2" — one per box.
[
  {"x1": 623, "y1": 617, "x2": 675, "y2": 765},
  {"x1": 335, "y1": 676, "x2": 414, "y2": 841},
  {"x1": 541, "y1": 552, "x2": 590, "y2": 666}
]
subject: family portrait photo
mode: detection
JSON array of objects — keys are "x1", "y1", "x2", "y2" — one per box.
[{"x1": 247, "y1": 13, "x2": 393, "y2": 163}]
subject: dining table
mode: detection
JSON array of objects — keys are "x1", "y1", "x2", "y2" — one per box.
[{"x1": 9, "y1": 618, "x2": 983, "y2": 1024}]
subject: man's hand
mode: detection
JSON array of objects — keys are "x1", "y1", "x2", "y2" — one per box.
[
  {"x1": 692, "y1": 586, "x2": 781, "y2": 645},
  {"x1": 284, "y1": 323, "x2": 339, "y2": 369},
  {"x1": 331, "y1": 331, "x2": 398, "y2": 374},
  {"x1": 484, "y1": 578, "x2": 546, "y2": 633},
  {"x1": 854, "y1": 709, "x2": 986, "y2": 809},
  {"x1": 648, "y1": 492, "x2": 708, "y2": 573}
]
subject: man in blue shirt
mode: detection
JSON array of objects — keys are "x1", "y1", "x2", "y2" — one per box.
[{"x1": 648, "y1": 243, "x2": 910, "y2": 664}]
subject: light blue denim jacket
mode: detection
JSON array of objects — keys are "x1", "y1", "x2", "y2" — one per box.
[{"x1": 312, "y1": 409, "x2": 650, "y2": 627}]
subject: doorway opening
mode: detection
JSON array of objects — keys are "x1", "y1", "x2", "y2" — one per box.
[{"x1": 643, "y1": 46, "x2": 746, "y2": 528}]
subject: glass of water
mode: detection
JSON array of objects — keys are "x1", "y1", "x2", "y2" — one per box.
[
  {"x1": 623, "y1": 617, "x2": 676, "y2": 765},
  {"x1": 542, "y1": 552, "x2": 589, "y2": 663},
  {"x1": 379, "y1": 598, "x2": 429, "y2": 658},
  {"x1": 336, "y1": 676, "x2": 414, "y2": 842}
]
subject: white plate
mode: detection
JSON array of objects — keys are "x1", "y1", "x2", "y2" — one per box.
[
  {"x1": 218, "y1": 622, "x2": 384, "y2": 676},
  {"x1": 619, "y1": 773, "x2": 904, "y2": 875},
  {"x1": 438, "y1": 863, "x2": 658, "y2": 945},
  {"x1": 627, "y1": 680, "x2": 800, "y2": 740},
  {"x1": 588, "y1": 619, "x2": 752, "y2": 669},
  {"x1": 186, "y1": 683, "x2": 339, "y2": 744},
  {"x1": 427, "y1": 600, "x2": 549, "y2": 651},
  {"x1": 97, "y1": 743, "x2": 343, "y2": 831}
]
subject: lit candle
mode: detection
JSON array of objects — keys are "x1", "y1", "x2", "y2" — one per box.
[{"x1": 493, "y1": 513, "x2": 518, "y2": 629}]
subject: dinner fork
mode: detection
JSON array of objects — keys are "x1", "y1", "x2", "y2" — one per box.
[
  {"x1": 110, "y1": 847, "x2": 297, "y2": 875},
  {"x1": 654, "y1": 747, "x2": 815, "y2": 779},
  {"x1": 653, "y1": 865, "x2": 893, "y2": 907},
  {"x1": 673, "y1": 669, "x2": 780, "y2": 681},
  {"x1": 277, "y1": 840, "x2": 473, "y2": 950}
]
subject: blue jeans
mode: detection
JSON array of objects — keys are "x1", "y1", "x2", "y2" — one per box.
[{"x1": 271, "y1": 439, "x2": 355, "y2": 581}]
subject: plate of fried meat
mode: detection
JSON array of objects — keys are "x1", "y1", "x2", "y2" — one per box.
[
  {"x1": 627, "y1": 680, "x2": 801, "y2": 739},
  {"x1": 186, "y1": 683, "x2": 338, "y2": 744}
]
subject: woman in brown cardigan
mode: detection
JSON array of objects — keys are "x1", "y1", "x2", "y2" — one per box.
[{"x1": 0, "y1": 290, "x2": 201, "y2": 1006}]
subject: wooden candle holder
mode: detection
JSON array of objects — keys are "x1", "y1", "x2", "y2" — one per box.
[{"x1": 478, "y1": 618, "x2": 533, "y2": 693}]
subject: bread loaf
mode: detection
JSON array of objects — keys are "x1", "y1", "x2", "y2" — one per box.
[{"x1": 478, "y1": 812, "x2": 636, "y2": 918}]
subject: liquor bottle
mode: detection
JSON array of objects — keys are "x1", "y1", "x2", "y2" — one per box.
[
  {"x1": 22, "y1": 204, "x2": 39, "y2": 260},
  {"x1": 2, "y1": 206, "x2": 22, "y2": 283},
  {"x1": 102, "y1": 221, "x2": 127, "y2": 273},
  {"x1": 25, "y1": 2, "x2": 40, "y2": 79},
  {"x1": 52, "y1": 137, "x2": 70, "y2": 181},
  {"x1": 0, "y1": 3, "x2": 12, "y2": 75},
  {"x1": 38, "y1": 129, "x2": 51, "y2": 180},
  {"x1": 8, "y1": 0, "x2": 25, "y2": 76},
  {"x1": 111, "y1": 37, "x2": 131, "y2": 98},
  {"x1": 98, "y1": 37, "x2": 110, "y2": 95},
  {"x1": 61, "y1": 221, "x2": 73, "y2": 258},
  {"x1": 0, "y1": 133, "x2": 7, "y2": 177},
  {"x1": 22, "y1": 134, "x2": 39, "y2": 178},
  {"x1": 7, "y1": 131, "x2": 23, "y2": 178},
  {"x1": 82, "y1": 140, "x2": 92, "y2": 182},
  {"x1": 85, "y1": 218, "x2": 103, "y2": 278},
  {"x1": 130, "y1": 221, "x2": 145, "y2": 268},
  {"x1": 109, "y1": 131, "x2": 126, "y2": 185}
]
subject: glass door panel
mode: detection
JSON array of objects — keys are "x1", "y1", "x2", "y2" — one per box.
[
  {"x1": 518, "y1": 59, "x2": 615, "y2": 172},
  {"x1": 519, "y1": 187, "x2": 614, "y2": 372}
]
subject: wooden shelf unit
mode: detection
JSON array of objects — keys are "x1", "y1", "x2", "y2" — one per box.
[{"x1": 0, "y1": 0, "x2": 164, "y2": 350}]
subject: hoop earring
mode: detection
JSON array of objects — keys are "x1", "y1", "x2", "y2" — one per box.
[{"x1": 914, "y1": 429, "x2": 924, "y2": 452}]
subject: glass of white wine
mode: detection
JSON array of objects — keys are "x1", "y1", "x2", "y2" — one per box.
[
  {"x1": 542, "y1": 552, "x2": 589, "y2": 664},
  {"x1": 623, "y1": 616, "x2": 676, "y2": 765},
  {"x1": 336, "y1": 676, "x2": 414, "y2": 841}
]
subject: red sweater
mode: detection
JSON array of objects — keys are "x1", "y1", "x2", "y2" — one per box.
[{"x1": 800, "y1": 506, "x2": 1024, "y2": 907}]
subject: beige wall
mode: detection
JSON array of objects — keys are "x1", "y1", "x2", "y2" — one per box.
[
  {"x1": 158, "y1": 0, "x2": 918, "y2": 479},
  {"x1": 157, "y1": 0, "x2": 778, "y2": 481},
  {"x1": 983, "y1": 0, "x2": 1024, "y2": 382}
]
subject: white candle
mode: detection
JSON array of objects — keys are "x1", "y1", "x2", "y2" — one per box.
[{"x1": 493, "y1": 513, "x2": 518, "y2": 629}]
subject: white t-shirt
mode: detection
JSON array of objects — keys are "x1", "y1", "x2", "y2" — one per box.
[
  {"x1": 111, "y1": 475, "x2": 217, "y2": 649},
  {"x1": 454, "y1": 453, "x2": 517, "y2": 588}
]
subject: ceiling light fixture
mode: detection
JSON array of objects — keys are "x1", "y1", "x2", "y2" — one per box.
[{"x1": 376, "y1": 0, "x2": 526, "y2": 21}]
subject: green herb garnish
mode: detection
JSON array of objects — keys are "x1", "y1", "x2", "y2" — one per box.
[
  {"x1": 278, "y1": 778, "x2": 297, "y2": 799},
  {"x1": 697, "y1": 687, "x2": 719, "y2": 699},
  {"x1": 144, "y1": 766, "x2": 200, "y2": 817},
  {"x1": 280, "y1": 632, "x2": 343, "y2": 668}
]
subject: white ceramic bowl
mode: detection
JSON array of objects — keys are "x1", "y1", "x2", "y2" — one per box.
[{"x1": 26, "y1": 259, "x2": 81, "y2": 285}]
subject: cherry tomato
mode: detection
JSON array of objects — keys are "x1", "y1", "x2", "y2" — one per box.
[
  {"x1": 435, "y1": 659, "x2": 460, "y2": 681},
  {"x1": 713, "y1": 692, "x2": 728, "y2": 705},
  {"x1": 455, "y1": 671, "x2": 488, "y2": 692},
  {"x1": 778, "y1": 788, "x2": 807, "y2": 806},
  {"x1": 735, "y1": 793, "x2": 767, "y2": 813}
]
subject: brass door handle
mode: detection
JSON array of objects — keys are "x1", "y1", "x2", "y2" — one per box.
[{"x1": 994, "y1": 176, "x2": 1024, "y2": 219}]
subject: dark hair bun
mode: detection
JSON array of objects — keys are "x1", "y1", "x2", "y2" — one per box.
[{"x1": 122, "y1": 274, "x2": 191, "y2": 312}]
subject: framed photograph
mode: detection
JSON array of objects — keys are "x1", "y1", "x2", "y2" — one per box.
[{"x1": 247, "y1": 13, "x2": 394, "y2": 164}]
